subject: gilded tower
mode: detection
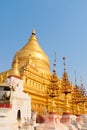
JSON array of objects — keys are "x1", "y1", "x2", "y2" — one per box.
[
  {"x1": 0, "y1": 30, "x2": 52, "y2": 115},
  {"x1": 0, "y1": 30, "x2": 87, "y2": 115}
]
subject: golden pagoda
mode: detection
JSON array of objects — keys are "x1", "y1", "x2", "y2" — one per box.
[
  {"x1": 61, "y1": 57, "x2": 72, "y2": 113},
  {"x1": 0, "y1": 30, "x2": 87, "y2": 115}
]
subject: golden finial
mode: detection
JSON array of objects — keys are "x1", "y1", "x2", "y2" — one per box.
[
  {"x1": 53, "y1": 51, "x2": 56, "y2": 74},
  {"x1": 62, "y1": 56, "x2": 70, "y2": 90},
  {"x1": 32, "y1": 29, "x2": 36, "y2": 35},
  {"x1": 63, "y1": 57, "x2": 66, "y2": 72}
]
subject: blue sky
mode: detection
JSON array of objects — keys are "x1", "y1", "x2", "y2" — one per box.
[{"x1": 0, "y1": 0, "x2": 87, "y2": 89}]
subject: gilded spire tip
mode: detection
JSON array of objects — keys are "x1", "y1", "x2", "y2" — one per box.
[
  {"x1": 32, "y1": 29, "x2": 36, "y2": 35},
  {"x1": 63, "y1": 57, "x2": 66, "y2": 71},
  {"x1": 53, "y1": 51, "x2": 57, "y2": 74}
]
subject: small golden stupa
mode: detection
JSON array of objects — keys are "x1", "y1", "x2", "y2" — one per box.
[{"x1": 0, "y1": 30, "x2": 87, "y2": 115}]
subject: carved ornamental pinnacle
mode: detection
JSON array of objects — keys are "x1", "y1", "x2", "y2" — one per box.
[
  {"x1": 47, "y1": 52, "x2": 59, "y2": 113},
  {"x1": 62, "y1": 57, "x2": 72, "y2": 113}
]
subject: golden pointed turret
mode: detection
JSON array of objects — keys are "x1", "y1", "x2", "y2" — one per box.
[
  {"x1": 47, "y1": 52, "x2": 58, "y2": 113},
  {"x1": 62, "y1": 57, "x2": 71, "y2": 92},
  {"x1": 62, "y1": 57, "x2": 72, "y2": 113},
  {"x1": 16, "y1": 30, "x2": 50, "y2": 74},
  {"x1": 8, "y1": 51, "x2": 20, "y2": 78}
]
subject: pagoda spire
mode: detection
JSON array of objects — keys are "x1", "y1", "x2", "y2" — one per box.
[
  {"x1": 9, "y1": 51, "x2": 20, "y2": 78},
  {"x1": 62, "y1": 57, "x2": 71, "y2": 113},
  {"x1": 32, "y1": 29, "x2": 36, "y2": 35},
  {"x1": 62, "y1": 57, "x2": 69, "y2": 84},
  {"x1": 47, "y1": 52, "x2": 58, "y2": 113},
  {"x1": 63, "y1": 57, "x2": 66, "y2": 72},
  {"x1": 53, "y1": 51, "x2": 56, "y2": 75},
  {"x1": 48, "y1": 52, "x2": 58, "y2": 98},
  {"x1": 16, "y1": 29, "x2": 50, "y2": 73}
]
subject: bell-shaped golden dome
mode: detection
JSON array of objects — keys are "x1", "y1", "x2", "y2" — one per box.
[{"x1": 16, "y1": 30, "x2": 50, "y2": 73}]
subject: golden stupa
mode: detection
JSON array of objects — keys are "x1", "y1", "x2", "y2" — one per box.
[
  {"x1": 0, "y1": 30, "x2": 87, "y2": 115},
  {"x1": 17, "y1": 30, "x2": 50, "y2": 74}
]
